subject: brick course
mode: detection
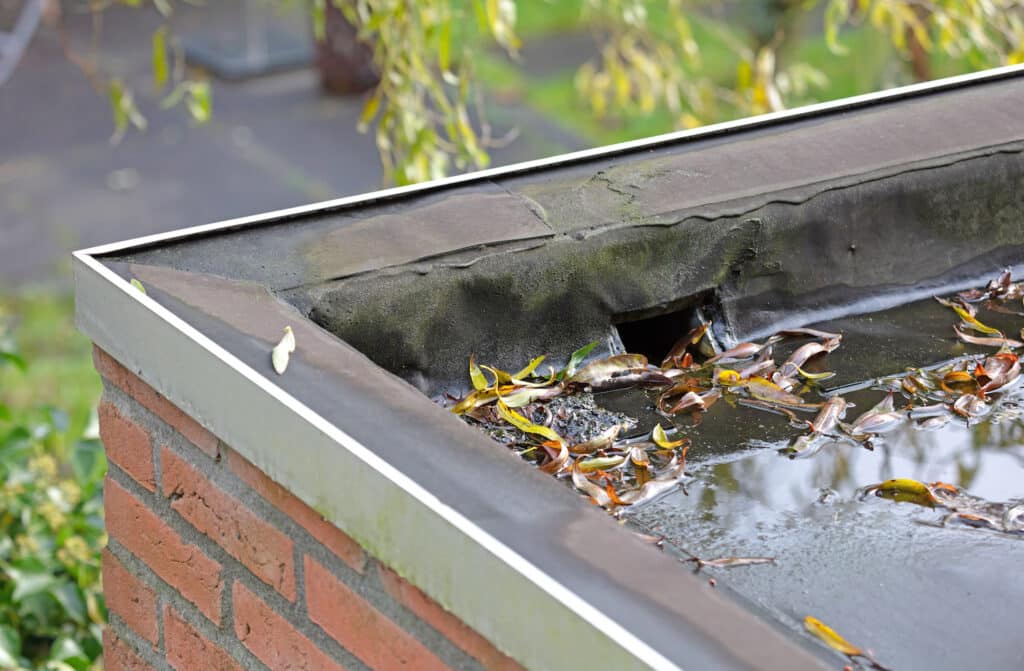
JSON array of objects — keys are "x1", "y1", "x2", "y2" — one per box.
[
  {"x1": 96, "y1": 348, "x2": 522, "y2": 671},
  {"x1": 376, "y1": 566, "x2": 526, "y2": 671},
  {"x1": 102, "y1": 550, "x2": 159, "y2": 645},
  {"x1": 306, "y1": 556, "x2": 449, "y2": 671},
  {"x1": 161, "y1": 447, "x2": 296, "y2": 600},
  {"x1": 103, "y1": 630, "x2": 156, "y2": 671},
  {"x1": 105, "y1": 478, "x2": 224, "y2": 624},
  {"x1": 164, "y1": 605, "x2": 244, "y2": 671},
  {"x1": 234, "y1": 582, "x2": 348, "y2": 671},
  {"x1": 99, "y1": 402, "x2": 155, "y2": 492},
  {"x1": 225, "y1": 447, "x2": 368, "y2": 574}
]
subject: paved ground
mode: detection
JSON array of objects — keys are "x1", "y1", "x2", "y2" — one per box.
[{"x1": 0, "y1": 1, "x2": 585, "y2": 287}]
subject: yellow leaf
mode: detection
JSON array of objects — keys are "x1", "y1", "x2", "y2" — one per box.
[
  {"x1": 152, "y1": 27, "x2": 169, "y2": 93},
  {"x1": 450, "y1": 388, "x2": 498, "y2": 415},
  {"x1": 469, "y1": 354, "x2": 488, "y2": 391},
  {"x1": 513, "y1": 355, "x2": 546, "y2": 380},
  {"x1": 358, "y1": 90, "x2": 381, "y2": 133},
  {"x1": 652, "y1": 424, "x2": 686, "y2": 449},
  {"x1": 680, "y1": 113, "x2": 702, "y2": 129},
  {"x1": 185, "y1": 81, "x2": 211, "y2": 125},
  {"x1": 716, "y1": 369, "x2": 741, "y2": 386},
  {"x1": 438, "y1": 21, "x2": 451, "y2": 73},
  {"x1": 803, "y1": 616, "x2": 863, "y2": 657},
  {"x1": 497, "y1": 400, "x2": 564, "y2": 444},
  {"x1": 864, "y1": 478, "x2": 937, "y2": 507}
]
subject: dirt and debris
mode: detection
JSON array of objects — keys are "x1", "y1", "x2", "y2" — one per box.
[{"x1": 444, "y1": 269, "x2": 1024, "y2": 535}]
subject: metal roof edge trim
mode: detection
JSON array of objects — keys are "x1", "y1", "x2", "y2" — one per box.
[
  {"x1": 73, "y1": 251, "x2": 695, "y2": 671},
  {"x1": 78, "y1": 64, "x2": 1024, "y2": 259}
]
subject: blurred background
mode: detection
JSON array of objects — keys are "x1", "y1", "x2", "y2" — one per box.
[{"x1": 0, "y1": 0, "x2": 1021, "y2": 668}]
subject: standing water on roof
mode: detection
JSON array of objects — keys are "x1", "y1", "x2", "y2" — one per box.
[{"x1": 443, "y1": 269, "x2": 1024, "y2": 671}]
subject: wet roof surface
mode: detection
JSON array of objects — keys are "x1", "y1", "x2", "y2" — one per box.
[{"x1": 617, "y1": 296, "x2": 1024, "y2": 670}]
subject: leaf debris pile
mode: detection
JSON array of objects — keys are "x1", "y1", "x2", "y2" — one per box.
[{"x1": 447, "y1": 268, "x2": 1024, "y2": 530}]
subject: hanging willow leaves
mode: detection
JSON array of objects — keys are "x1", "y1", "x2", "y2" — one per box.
[{"x1": 151, "y1": 27, "x2": 169, "y2": 92}]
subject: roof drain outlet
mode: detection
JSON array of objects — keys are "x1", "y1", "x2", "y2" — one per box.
[{"x1": 612, "y1": 291, "x2": 724, "y2": 365}]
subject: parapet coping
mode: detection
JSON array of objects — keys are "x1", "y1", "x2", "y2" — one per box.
[{"x1": 75, "y1": 64, "x2": 1024, "y2": 671}]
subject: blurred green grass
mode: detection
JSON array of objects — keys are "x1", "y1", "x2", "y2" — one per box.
[{"x1": 0, "y1": 292, "x2": 100, "y2": 450}]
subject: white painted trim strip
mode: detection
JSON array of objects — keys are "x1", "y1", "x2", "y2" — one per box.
[
  {"x1": 78, "y1": 64, "x2": 1024, "y2": 259},
  {"x1": 75, "y1": 250, "x2": 686, "y2": 671}
]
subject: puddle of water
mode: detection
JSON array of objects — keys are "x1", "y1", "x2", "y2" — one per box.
[
  {"x1": 455, "y1": 289, "x2": 1024, "y2": 669},
  {"x1": 615, "y1": 296, "x2": 1024, "y2": 671}
]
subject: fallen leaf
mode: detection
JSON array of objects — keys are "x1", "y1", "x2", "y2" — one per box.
[
  {"x1": 568, "y1": 425, "x2": 622, "y2": 454},
  {"x1": 744, "y1": 377, "x2": 807, "y2": 406},
  {"x1": 271, "y1": 326, "x2": 295, "y2": 375},
  {"x1": 500, "y1": 384, "x2": 564, "y2": 408},
  {"x1": 776, "y1": 327, "x2": 842, "y2": 340},
  {"x1": 129, "y1": 278, "x2": 146, "y2": 294},
  {"x1": 469, "y1": 354, "x2": 489, "y2": 390},
  {"x1": 862, "y1": 478, "x2": 937, "y2": 507},
  {"x1": 936, "y1": 296, "x2": 1002, "y2": 335},
  {"x1": 450, "y1": 388, "x2": 499, "y2": 414},
  {"x1": 662, "y1": 323, "x2": 708, "y2": 367},
  {"x1": 571, "y1": 459, "x2": 613, "y2": 506},
  {"x1": 513, "y1": 354, "x2": 547, "y2": 380},
  {"x1": 496, "y1": 400, "x2": 564, "y2": 445},
  {"x1": 569, "y1": 354, "x2": 648, "y2": 385},
  {"x1": 577, "y1": 455, "x2": 627, "y2": 472},
  {"x1": 803, "y1": 616, "x2": 863, "y2": 656},
  {"x1": 688, "y1": 556, "x2": 775, "y2": 571},
  {"x1": 953, "y1": 326, "x2": 1023, "y2": 349},
  {"x1": 652, "y1": 424, "x2": 687, "y2": 449},
  {"x1": 558, "y1": 340, "x2": 599, "y2": 380}
]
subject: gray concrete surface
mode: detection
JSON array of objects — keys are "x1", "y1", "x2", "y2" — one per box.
[{"x1": 0, "y1": 1, "x2": 584, "y2": 287}]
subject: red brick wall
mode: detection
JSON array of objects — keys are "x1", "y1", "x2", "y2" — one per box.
[{"x1": 95, "y1": 347, "x2": 525, "y2": 671}]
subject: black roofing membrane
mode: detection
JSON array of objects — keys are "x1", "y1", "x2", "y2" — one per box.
[{"x1": 98, "y1": 72, "x2": 1024, "y2": 669}]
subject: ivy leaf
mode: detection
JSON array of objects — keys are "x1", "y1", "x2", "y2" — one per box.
[
  {"x1": 71, "y1": 440, "x2": 106, "y2": 488},
  {"x1": 0, "y1": 351, "x2": 26, "y2": 372},
  {"x1": 49, "y1": 635, "x2": 89, "y2": 669},
  {"x1": 0, "y1": 625, "x2": 22, "y2": 669},
  {"x1": 4, "y1": 561, "x2": 58, "y2": 602},
  {"x1": 49, "y1": 582, "x2": 86, "y2": 625}
]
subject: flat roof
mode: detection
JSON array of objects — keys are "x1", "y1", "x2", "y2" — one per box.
[{"x1": 76, "y1": 65, "x2": 1024, "y2": 671}]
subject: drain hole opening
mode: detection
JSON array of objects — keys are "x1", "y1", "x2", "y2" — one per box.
[{"x1": 613, "y1": 293, "x2": 719, "y2": 364}]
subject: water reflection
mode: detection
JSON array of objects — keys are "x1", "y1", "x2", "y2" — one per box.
[{"x1": 678, "y1": 388, "x2": 1024, "y2": 520}]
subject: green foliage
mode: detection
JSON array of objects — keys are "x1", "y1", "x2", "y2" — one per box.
[
  {"x1": 0, "y1": 312, "x2": 106, "y2": 671},
  {"x1": 71, "y1": 0, "x2": 1024, "y2": 180}
]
